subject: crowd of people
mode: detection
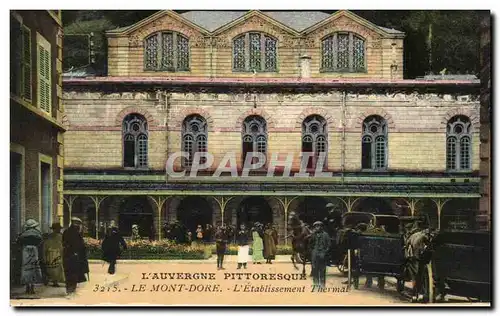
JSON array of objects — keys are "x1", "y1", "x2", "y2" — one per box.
[
  {"x1": 15, "y1": 217, "x2": 131, "y2": 296},
  {"x1": 15, "y1": 217, "x2": 89, "y2": 296}
]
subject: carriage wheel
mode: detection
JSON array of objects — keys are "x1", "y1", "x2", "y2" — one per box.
[
  {"x1": 420, "y1": 263, "x2": 434, "y2": 303},
  {"x1": 337, "y1": 255, "x2": 348, "y2": 274},
  {"x1": 396, "y1": 278, "x2": 405, "y2": 293}
]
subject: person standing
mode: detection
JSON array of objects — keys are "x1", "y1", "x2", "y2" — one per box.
[
  {"x1": 310, "y1": 221, "x2": 331, "y2": 290},
  {"x1": 101, "y1": 225, "x2": 127, "y2": 275},
  {"x1": 251, "y1": 223, "x2": 265, "y2": 264},
  {"x1": 215, "y1": 223, "x2": 228, "y2": 270},
  {"x1": 263, "y1": 223, "x2": 278, "y2": 264},
  {"x1": 236, "y1": 224, "x2": 250, "y2": 269},
  {"x1": 196, "y1": 225, "x2": 204, "y2": 243},
  {"x1": 62, "y1": 217, "x2": 89, "y2": 295},
  {"x1": 43, "y1": 223, "x2": 65, "y2": 287},
  {"x1": 17, "y1": 219, "x2": 44, "y2": 294}
]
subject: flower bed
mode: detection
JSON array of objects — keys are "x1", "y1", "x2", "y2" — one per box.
[
  {"x1": 84, "y1": 238, "x2": 212, "y2": 260},
  {"x1": 209, "y1": 243, "x2": 293, "y2": 255}
]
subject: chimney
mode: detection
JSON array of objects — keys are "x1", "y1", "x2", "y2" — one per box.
[{"x1": 299, "y1": 55, "x2": 311, "y2": 79}]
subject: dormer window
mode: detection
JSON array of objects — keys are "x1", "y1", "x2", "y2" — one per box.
[
  {"x1": 233, "y1": 32, "x2": 277, "y2": 72},
  {"x1": 321, "y1": 32, "x2": 365, "y2": 73},
  {"x1": 144, "y1": 31, "x2": 189, "y2": 71}
]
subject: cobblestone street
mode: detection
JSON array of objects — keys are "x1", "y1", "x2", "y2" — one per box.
[{"x1": 10, "y1": 257, "x2": 489, "y2": 307}]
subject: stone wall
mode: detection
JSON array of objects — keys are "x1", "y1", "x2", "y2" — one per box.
[{"x1": 63, "y1": 90, "x2": 480, "y2": 173}]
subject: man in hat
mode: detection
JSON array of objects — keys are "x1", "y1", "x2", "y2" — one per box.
[
  {"x1": 101, "y1": 224, "x2": 127, "y2": 275},
  {"x1": 310, "y1": 221, "x2": 331, "y2": 290},
  {"x1": 62, "y1": 217, "x2": 89, "y2": 295},
  {"x1": 43, "y1": 222, "x2": 65, "y2": 287}
]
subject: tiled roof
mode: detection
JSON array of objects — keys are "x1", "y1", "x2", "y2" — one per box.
[
  {"x1": 261, "y1": 11, "x2": 331, "y2": 31},
  {"x1": 180, "y1": 11, "x2": 247, "y2": 32}
]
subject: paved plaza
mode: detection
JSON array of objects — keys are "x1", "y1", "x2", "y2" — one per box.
[{"x1": 10, "y1": 256, "x2": 489, "y2": 307}]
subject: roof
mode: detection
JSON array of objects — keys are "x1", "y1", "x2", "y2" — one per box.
[
  {"x1": 63, "y1": 180, "x2": 479, "y2": 197},
  {"x1": 180, "y1": 11, "x2": 247, "y2": 32},
  {"x1": 108, "y1": 10, "x2": 404, "y2": 35},
  {"x1": 63, "y1": 76, "x2": 481, "y2": 88}
]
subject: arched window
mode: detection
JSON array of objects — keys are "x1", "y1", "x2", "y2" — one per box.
[
  {"x1": 123, "y1": 114, "x2": 148, "y2": 168},
  {"x1": 362, "y1": 115, "x2": 387, "y2": 170},
  {"x1": 233, "y1": 32, "x2": 277, "y2": 72},
  {"x1": 242, "y1": 115, "x2": 267, "y2": 165},
  {"x1": 321, "y1": 32, "x2": 365, "y2": 73},
  {"x1": 302, "y1": 115, "x2": 328, "y2": 169},
  {"x1": 144, "y1": 31, "x2": 189, "y2": 71},
  {"x1": 182, "y1": 115, "x2": 208, "y2": 168},
  {"x1": 446, "y1": 115, "x2": 472, "y2": 171}
]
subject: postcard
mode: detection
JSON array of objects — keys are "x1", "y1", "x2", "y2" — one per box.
[{"x1": 9, "y1": 8, "x2": 491, "y2": 307}]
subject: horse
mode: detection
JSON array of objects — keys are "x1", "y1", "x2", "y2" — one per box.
[{"x1": 286, "y1": 212, "x2": 312, "y2": 276}]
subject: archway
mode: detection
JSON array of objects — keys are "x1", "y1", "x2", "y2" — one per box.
[
  {"x1": 353, "y1": 197, "x2": 394, "y2": 214},
  {"x1": 177, "y1": 197, "x2": 213, "y2": 235},
  {"x1": 119, "y1": 196, "x2": 154, "y2": 238},
  {"x1": 237, "y1": 197, "x2": 273, "y2": 228},
  {"x1": 296, "y1": 197, "x2": 330, "y2": 226},
  {"x1": 441, "y1": 198, "x2": 478, "y2": 230}
]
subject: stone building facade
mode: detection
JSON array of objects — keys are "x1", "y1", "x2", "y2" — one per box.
[
  {"x1": 10, "y1": 10, "x2": 65, "y2": 238},
  {"x1": 62, "y1": 10, "x2": 482, "y2": 240},
  {"x1": 10, "y1": 10, "x2": 64, "y2": 284}
]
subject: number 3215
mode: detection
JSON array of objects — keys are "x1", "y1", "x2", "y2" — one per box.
[{"x1": 93, "y1": 284, "x2": 119, "y2": 292}]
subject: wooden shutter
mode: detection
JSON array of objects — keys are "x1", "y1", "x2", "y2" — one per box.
[
  {"x1": 21, "y1": 26, "x2": 31, "y2": 101},
  {"x1": 37, "y1": 34, "x2": 51, "y2": 113},
  {"x1": 10, "y1": 15, "x2": 22, "y2": 96}
]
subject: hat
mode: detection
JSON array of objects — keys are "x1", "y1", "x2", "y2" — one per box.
[
  {"x1": 313, "y1": 221, "x2": 323, "y2": 227},
  {"x1": 71, "y1": 217, "x2": 82, "y2": 223},
  {"x1": 51, "y1": 222, "x2": 62, "y2": 230},
  {"x1": 325, "y1": 203, "x2": 335, "y2": 209},
  {"x1": 25, "y1": 219, "x2": 39, "y2": 229}
]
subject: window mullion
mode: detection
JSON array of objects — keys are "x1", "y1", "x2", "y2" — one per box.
[
  {"x1": 371, "y1": 139, "x2": 376, "y2": 170},
  {"x1": 245, "y1": 33, "x2": 250, "y2": 71},
  {"x1": 260, "y1": 34, "x2": 265, "y2": 72},
  {"x1": 173, "y1": 32, "x2": 178, "y2": 71},
  {"x1": 333, "y1": 34, "x2": 338, "y2": 71},
  {"x1": 348, "y1": 33, "x2": 354, "y2": 72},
  {"x1": 157, "y1": 33, "x2": 162, "y2": 71}
]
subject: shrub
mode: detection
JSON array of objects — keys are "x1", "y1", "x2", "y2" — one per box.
[
  {"x1": 209, "y1": 243, "x2": 293, "y2": 255},
  {"x1": 84, "y1": 238, "x2": 212, "y2": 260}
]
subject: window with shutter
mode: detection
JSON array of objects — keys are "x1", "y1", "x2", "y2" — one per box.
[
  {"x1": 22, "y1": 26, "x2": 32, "y2": 101},
  {"x1": 37, "y1": 33, "x2": 51, "y2": 114},
  {"x1": 10, "y1": 13, "x2": 31, "y2": 100}
]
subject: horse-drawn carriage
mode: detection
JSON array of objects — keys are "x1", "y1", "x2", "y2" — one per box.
[
  {"x1": 347, "y1": 214, "x2": 491, "y2": 303},
  {"x1": 431, "y1": 230, "x2": 491, "y2": 302}
]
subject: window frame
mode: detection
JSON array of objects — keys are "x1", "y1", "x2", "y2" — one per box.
[
  {"x1": 122, "y1": 114, "x2": 149, "y2": 169},
  {"x1": 301, "y1": 115, "x2": 328, "y2": 170},
  {"x1": 143, "y1": 31, "x2": 190, "y2": 72},
  {"x1": 181, "y1": 114, "x2": 208, "y2": 169},
  {"x1": 320, "y1": 32, "x2": 367, "y2": 73},
  {"x1": 446, "y1": 116, "x2": 472, "y2": 172},
  {"x1": 361, "y1": 115, "x2": 388, "y2": 171},
  {"x1": 38, "y1": 153, "x2": 53, "y2": 234},
  {"x1": 241, "y1": 115, "x2": 268, "y2": 167},
  {"x1": 232, "y1": 32, "x2": 278, "y2": 73},
  {"x1": 36, "y1": 32, "x2": 51, "y2": 114},
  {"x1": 10, "y1": 143, "x2": 26, "y2": 238}
]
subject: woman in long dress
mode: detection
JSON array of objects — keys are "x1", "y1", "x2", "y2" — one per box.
[
  {"x1": 263, "y1": 223, "x2": 278, "y2": 264},
  {"x1": 43, "y1": 222, "x2": 65, "y2": 286},
  {"x1": 18, "y1": 219, "x2": 44, "y2": 294},
  {"x1": 252, "y1": 223, "x2": 265, "y2": 264}
]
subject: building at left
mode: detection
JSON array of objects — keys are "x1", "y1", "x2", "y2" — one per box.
[{"x1": 10, "y1": 10, "x2": 65, "y2": 245}]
